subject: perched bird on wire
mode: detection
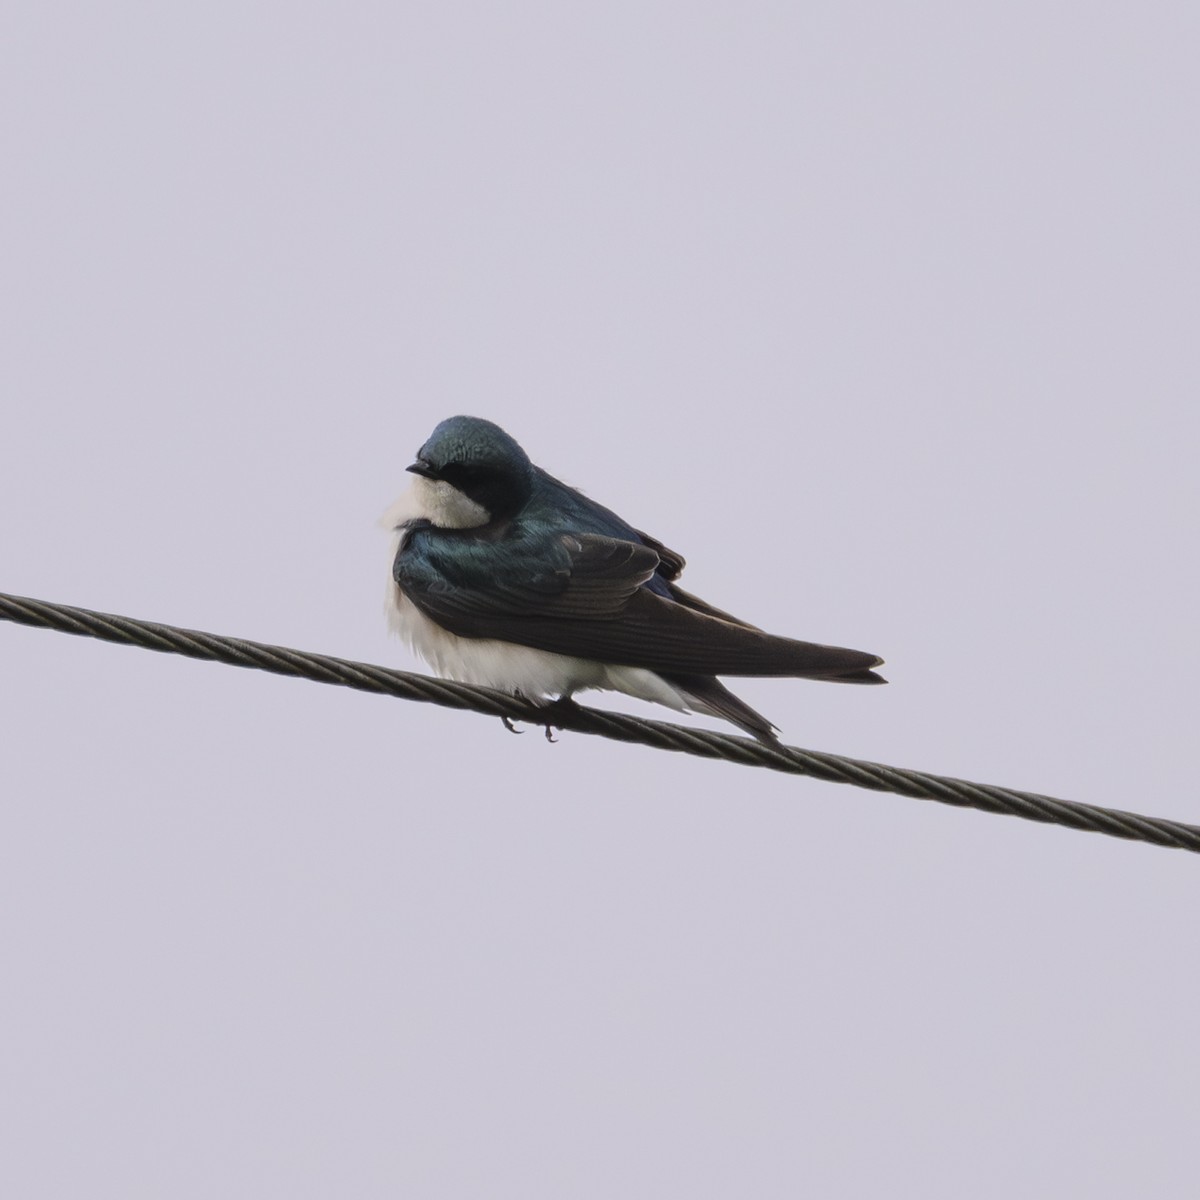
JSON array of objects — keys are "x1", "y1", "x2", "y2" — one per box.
[{"x1": 384, "y1": 416, "x2": 884, "y2": 743}]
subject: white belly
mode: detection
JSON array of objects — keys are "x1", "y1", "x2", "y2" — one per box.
[{"x1": 385, "y1": 581, "x2": 688, "y2": 712}]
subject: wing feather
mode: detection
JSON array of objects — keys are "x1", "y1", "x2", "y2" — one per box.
[{"x1": 395, "y1": 526, "x2": 885, "y2": 681}]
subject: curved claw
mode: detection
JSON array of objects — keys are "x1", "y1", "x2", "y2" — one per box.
[
  {"x1": 540, "y1": 696, "x2": 584, "y2": 744},
  {"x1": 500, "y1": 716, "x2": 524, "y2": 735}
]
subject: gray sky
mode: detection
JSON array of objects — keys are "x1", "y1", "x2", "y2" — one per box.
[{"x1": 3, "y1": 3, "x2": 1198, "y2": 1196}]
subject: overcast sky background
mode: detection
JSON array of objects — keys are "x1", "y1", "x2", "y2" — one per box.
[{"x1": 2, "y1": 3, "x2": 1198, "y2": 1196}]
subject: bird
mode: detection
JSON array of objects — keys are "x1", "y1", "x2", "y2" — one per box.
[{"x1": 383, "y1": 415, "x2": 885, "y2": 743}]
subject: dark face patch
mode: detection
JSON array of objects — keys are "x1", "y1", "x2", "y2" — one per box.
[{"x1": 436, "y1": 460, "x2": 523, "y2": 519}]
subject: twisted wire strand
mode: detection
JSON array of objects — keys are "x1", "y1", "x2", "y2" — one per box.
[{"x1": 2, "y1": 590, "x2": 1197, "y2": 854}]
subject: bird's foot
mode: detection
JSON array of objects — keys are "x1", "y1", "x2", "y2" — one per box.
[
  {"x1": 498, "y1": 695, "x2": 581, "y2": 742},
  {"x1": 540, "y1": 696, "x2": 583, "y2": 743}
]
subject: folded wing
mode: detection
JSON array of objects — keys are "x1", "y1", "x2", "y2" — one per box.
[{"x1": 395, "y1": 527, "x2": 885, "y2": 681}]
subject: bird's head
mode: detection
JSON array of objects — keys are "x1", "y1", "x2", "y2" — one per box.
[{"x1": 407, "y1": 416, "x2": 535, "y2": 525}]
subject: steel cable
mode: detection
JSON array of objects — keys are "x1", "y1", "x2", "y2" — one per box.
[{"x1": 2, "y1": 590, "x2": 1197, "y2": 854}]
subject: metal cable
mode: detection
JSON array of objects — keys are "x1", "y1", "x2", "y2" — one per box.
[{"x1": 2, "y1": 589, "x2": 1197, "y2": 854}]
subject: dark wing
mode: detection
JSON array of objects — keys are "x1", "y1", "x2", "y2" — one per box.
[
  {"x1": 529, "y1": 469, "x2": 687, "y2": 586},
  {"x1": 395, "y1": 526, "x2": 885, "y2": 681},
  {"x1": 663, "y1": 582, "x2": 764, "y2": 631},
  {"x1": 632, "y1": 527, "x2": 686, "y2": 581},
  {"x1": 632, "y1": 529, "x2": 763, "y2": 630}
]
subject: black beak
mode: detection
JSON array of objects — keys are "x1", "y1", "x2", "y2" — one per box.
[{"x1": 406, "y1": 459, "x2": 438, "y2": 479}]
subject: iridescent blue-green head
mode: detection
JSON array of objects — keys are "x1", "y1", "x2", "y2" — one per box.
[{"x1": 407, "y1": 416, "x2": 535, "y2": 521}]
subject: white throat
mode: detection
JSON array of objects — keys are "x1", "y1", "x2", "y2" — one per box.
[{"x1": 380, "y1": 476, "x2": 491, "y2": 531}]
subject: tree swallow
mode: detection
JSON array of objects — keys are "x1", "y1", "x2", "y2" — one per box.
[{"x1": 384, "y1": 416, "x2": 884, "y2": 743}]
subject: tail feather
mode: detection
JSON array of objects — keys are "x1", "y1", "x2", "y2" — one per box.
[
  {"x1": 664, "y1": 673, "x2": 780, "y2": 745},
  {"x1": 831, "y1": 667, "x2": 888, "y2": 684}
]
